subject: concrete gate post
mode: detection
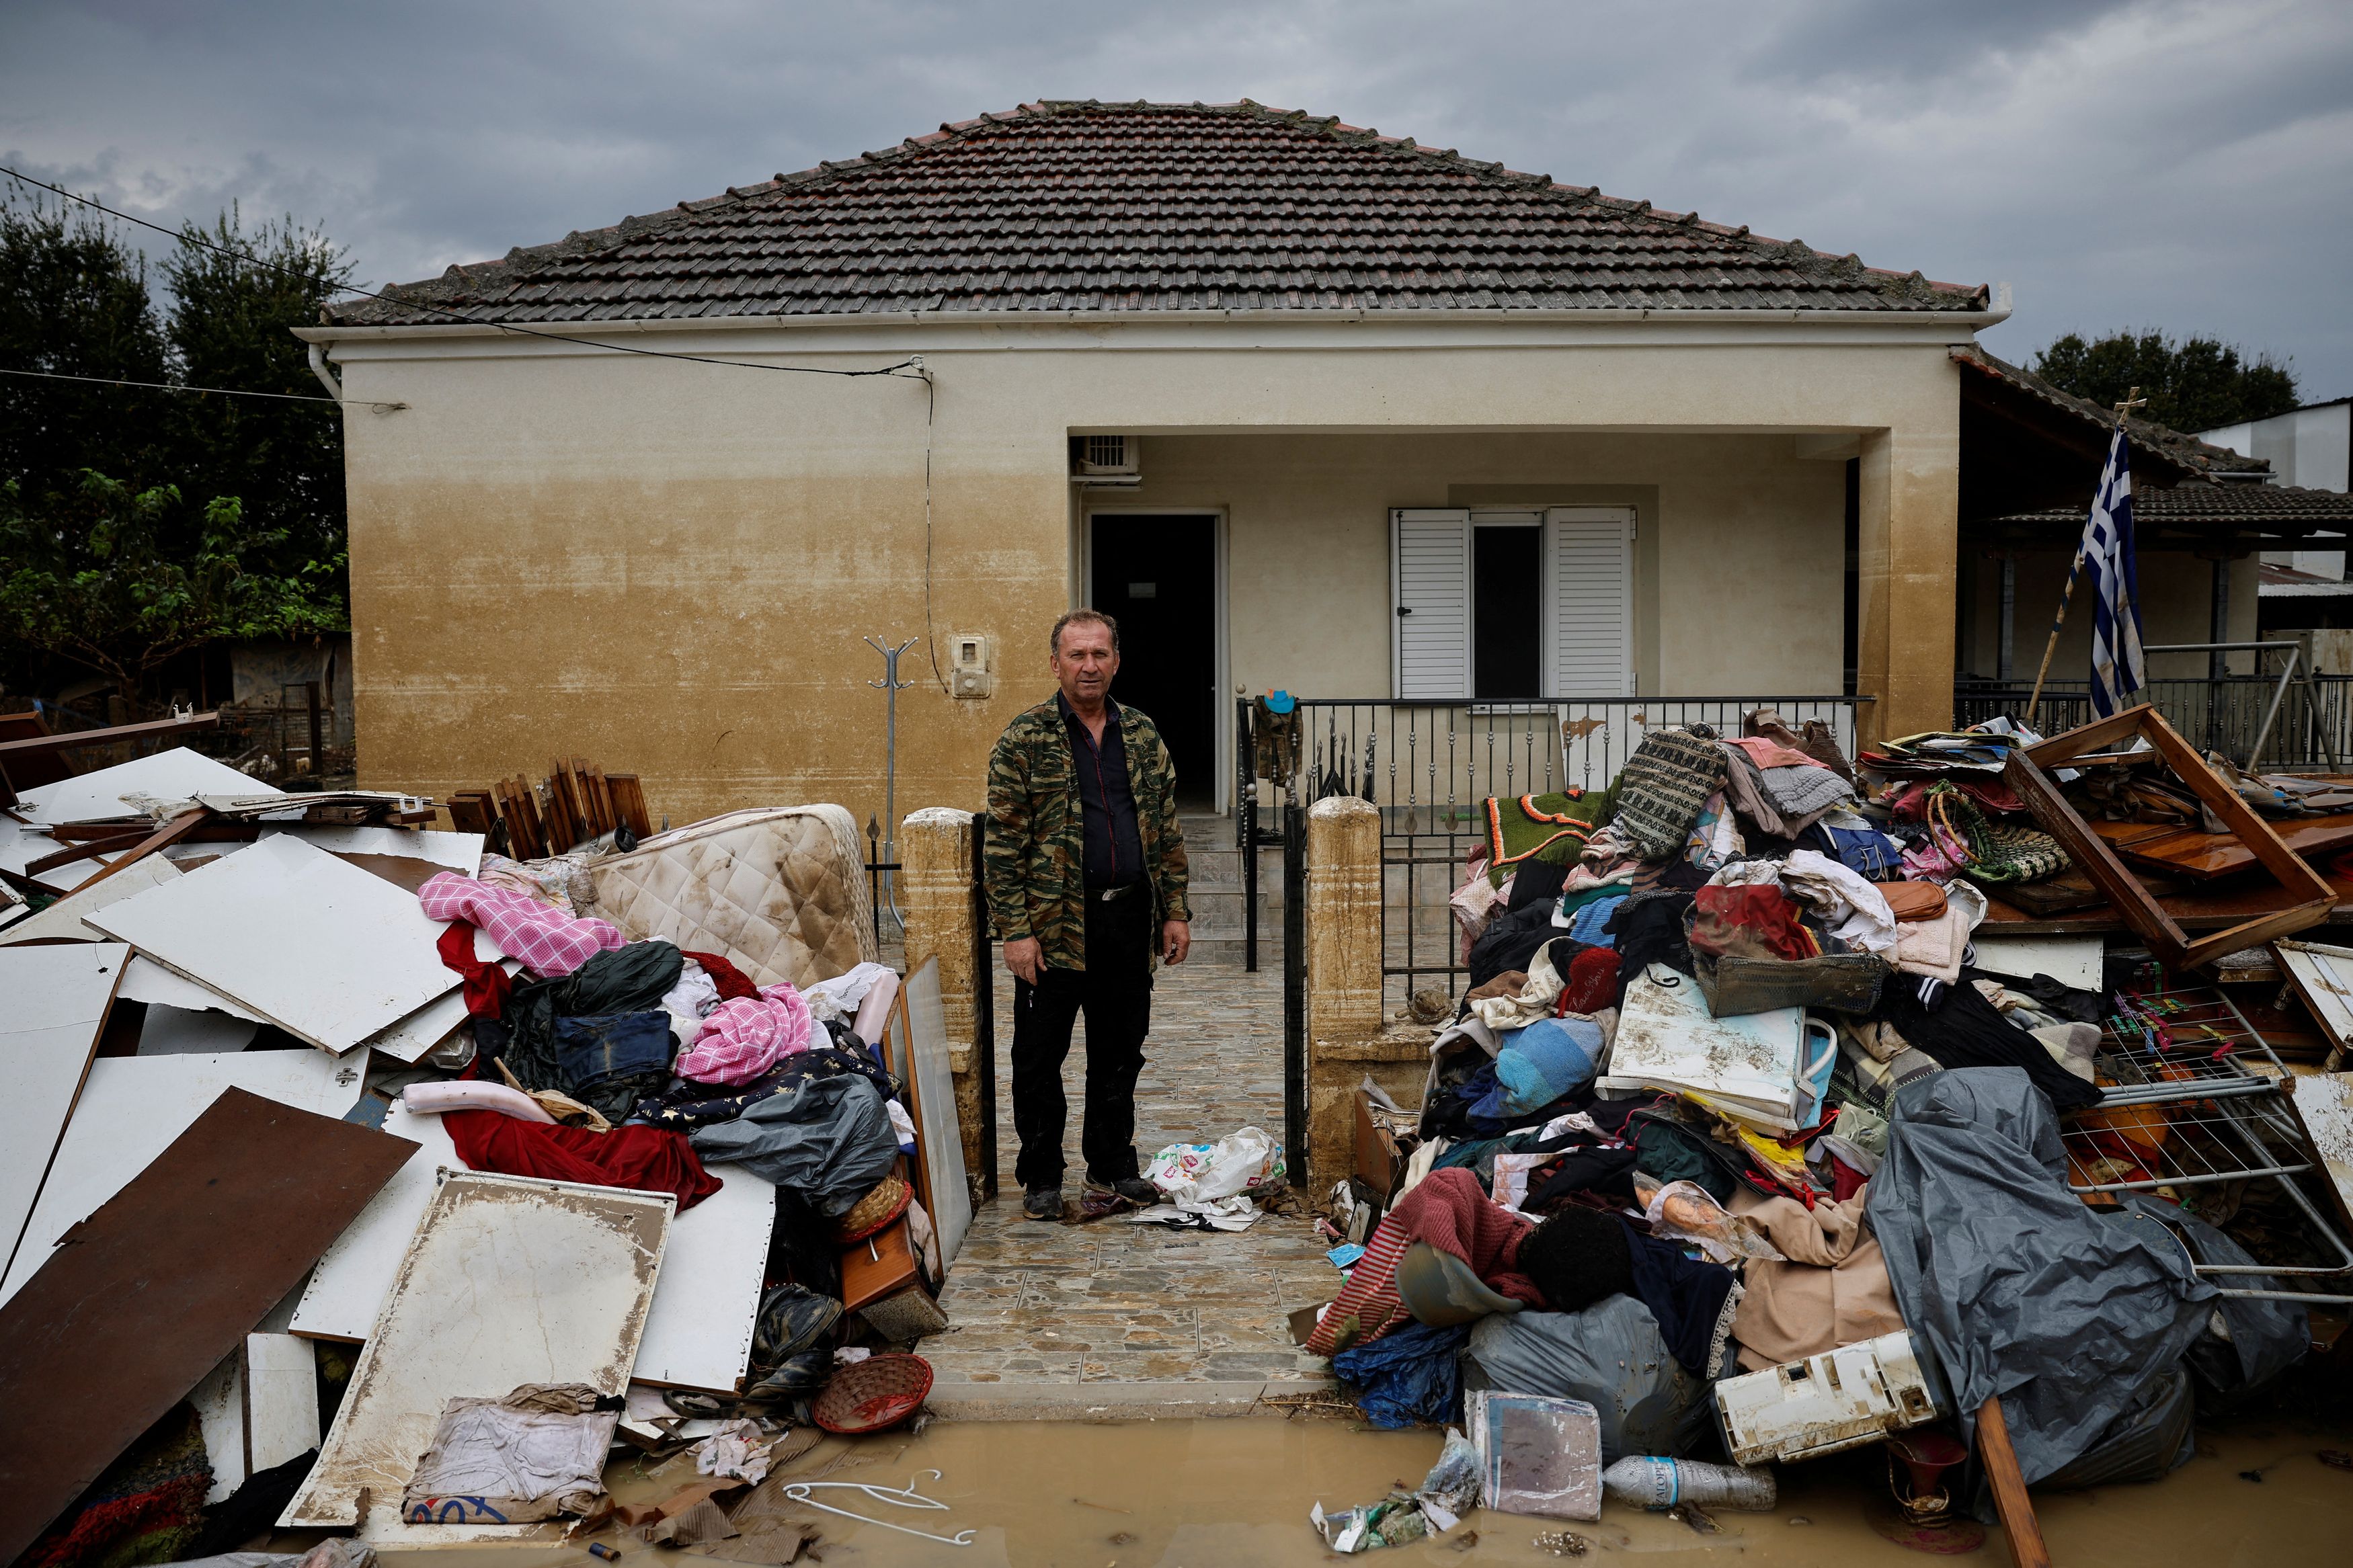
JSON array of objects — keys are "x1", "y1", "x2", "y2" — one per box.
[
  {"x1": 1304, "y1": 796, "x2": 1427, "y2": 1194},
  {"x1": 900, "y1": 807, "x2": 986, "y2": 1186}
]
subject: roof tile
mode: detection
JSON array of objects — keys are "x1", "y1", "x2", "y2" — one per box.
[{"x1": 333, "y1": 99, "x2": 1989, "y2": 327}]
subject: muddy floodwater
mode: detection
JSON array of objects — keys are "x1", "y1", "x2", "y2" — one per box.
[{"x1": 357, "y1": 1411, "x2": 2353, "y2": 1567}]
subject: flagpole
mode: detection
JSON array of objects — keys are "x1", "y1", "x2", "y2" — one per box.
[{"x1": 2023, "y1": 385, "x2": 2147, "y2": 720}]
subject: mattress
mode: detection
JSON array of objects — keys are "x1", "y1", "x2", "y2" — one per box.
[{"x1": 586, "y1": 806, "x2": 877, "y2": 989}]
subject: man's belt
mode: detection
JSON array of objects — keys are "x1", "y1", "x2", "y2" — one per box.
[{"x1": 1089, "y1": 882, "x2": 1143, "y2": 903}]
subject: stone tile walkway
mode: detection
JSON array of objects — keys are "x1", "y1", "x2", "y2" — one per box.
[{"x1": 920, "y1": 952, "x2": 1342, "y2": 1417}]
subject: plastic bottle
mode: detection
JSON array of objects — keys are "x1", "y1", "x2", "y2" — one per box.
[{"x1": 1601, "y1": 1456, "x2": 1778, "y2": 1512}]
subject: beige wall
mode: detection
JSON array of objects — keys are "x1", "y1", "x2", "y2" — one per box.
[
  {"x1": 1959, "y1": 544, "x2": 2262, "y2": 682},
  {"x1": 1113, "y1": 431, "x2": 1847, "y2": 705},
  {"x1": 311, "y1": 317, "x2": 1972, "y2": 827}
]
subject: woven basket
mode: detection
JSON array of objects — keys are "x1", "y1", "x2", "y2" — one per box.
[
  {"x1": 811, "y1": 1352, "x2": 933, "y2": 1435},
  {"x1": 832, "y1": 1173, "x2": 912, "y2": 1243}
]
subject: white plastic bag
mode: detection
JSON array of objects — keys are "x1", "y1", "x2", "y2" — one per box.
[{"x1": 1146, "y1": 1125, "x2": 1285, "y2": 1204}]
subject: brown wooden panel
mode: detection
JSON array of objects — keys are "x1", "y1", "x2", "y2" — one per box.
[{"x1": 0, "y1": 1087, "x2": 413, "y2": 1564}]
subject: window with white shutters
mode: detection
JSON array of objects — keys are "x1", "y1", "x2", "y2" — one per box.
[{"x1": 1390, "y1": 507, "x2": 1635, "y2": 699}]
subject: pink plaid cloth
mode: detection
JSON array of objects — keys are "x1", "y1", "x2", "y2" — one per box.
[
  {"x1": 676, "y1": 983, "x2": 813, "y2": 1086},
  {"x1": 417, "y1": 872, "x2": 626, "y2": 979}
]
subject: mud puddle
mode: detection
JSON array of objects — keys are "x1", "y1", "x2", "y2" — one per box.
[{"x1": 345, "y1": 1413, "x2": 2353, "y2": 1567}]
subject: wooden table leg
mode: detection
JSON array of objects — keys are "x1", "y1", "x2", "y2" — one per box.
[{"x1": 1978, "y1": 1395, "x2": 2053, "y2": 1568}]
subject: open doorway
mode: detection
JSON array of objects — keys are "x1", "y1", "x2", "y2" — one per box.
[{"x1": 1088, "y1": 513, "x2": 1219, "y2": 808}]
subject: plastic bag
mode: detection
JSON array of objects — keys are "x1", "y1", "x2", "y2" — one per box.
[
  {"x1": 1632, "y1": 1174, "x2": 1785, "y2": 1266},
  {"x1": 1308, "y1": 1428, "x2": 1481, "y2": 1551},
  {"x1": 1146, "y1": 1125, "x2": 1285, "y2": 1204}
]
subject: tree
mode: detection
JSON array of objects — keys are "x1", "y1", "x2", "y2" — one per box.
[
  {"x1": 0, "y1": 470, "x2": 347, "y2": 698},
  {"x1": 0, "y1": 196, "x2": 171, "y2": 508},
  {"x1": 2032, "y1": 329, "x2": 2300, "y2": 432},
  {"x1": 162, "y1": 207, "x2": 354, "y2": 573}
]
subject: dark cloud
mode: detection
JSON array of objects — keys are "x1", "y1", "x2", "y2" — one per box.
[{"x1": 3, "y1": 0, "x2": 2348, "y2": 399}]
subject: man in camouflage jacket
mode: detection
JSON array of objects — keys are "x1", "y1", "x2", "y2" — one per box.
[{"x1": 986, "y1": 609, "x2": 1190, "y2": 1219}]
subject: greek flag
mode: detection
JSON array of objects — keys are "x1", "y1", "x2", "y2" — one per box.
[{"x1": 2081, "y1": 427, "x2": 2146, "y2": 716}]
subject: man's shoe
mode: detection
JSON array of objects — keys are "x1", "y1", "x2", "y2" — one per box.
[
  {"x1": 1023, "y1": 1184, "x2": 1063, "y2": 1221},
  {"x1": 1099, "y1": 1176, "x2": 1158, "y2": 1206}
]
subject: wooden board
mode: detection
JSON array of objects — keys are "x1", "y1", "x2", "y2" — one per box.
[
  {"x1": 2011, "y1": 705, "x2": 2335, "y2": 969},
  {"x1": 246, "y1": 1332, "x2": 323, "y2": 1472},
  {"x1": 892, "y1": 957, "x2": 971, "y2": 1268},
  {"x1": 290, "y1": 1106, "x2": 770, "y2": 1393},
  {"x1": 2091, "y1": 812, "x2": 2353, "y2": 881},
  {"x1": 0, "y1": 1087, "x2": 411, "y2": 1567},
  {"x1": 1970, "y1": 934, "x2": 2106, "y2": 991},
  {"x1": 2276, "y1": 941, "x2": 2353, "y2": 1071},
  {"x1": 89, "y1": 834, "x2": 465, "y2": 1053},
  {"x1": 282, "y1": 1169, "x2": 670, "y2": 1529},
  {"x1": 0, "y1": 1046, "x2": 369, "y2": 1304},
  {"x1": 0, "y1": 853, "x2": 181, "y2": 946},
  {"x1": 118, "y1": 954, "x2": 270, "y2": 1023},
  {"x1": 13, "y1": 745, "x2": 275, "y2": 825},
  {"x1": 840, "y1": 1214, "x2": 919, "y2": 1312},
  {"x1": 0, "y1": 944, "x2": 126, "y2": 1284},
  {"x1": 2283, "y1": 1073, "x2": 2353, "y2": 1240}
]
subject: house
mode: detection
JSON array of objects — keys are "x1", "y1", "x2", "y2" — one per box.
[
  {"x1": 302, "y1": 98, "x2": 2271, "y2": 824},
  {"x1": 2194, "y1": 397, "x2": 2353, "y2": 630}
]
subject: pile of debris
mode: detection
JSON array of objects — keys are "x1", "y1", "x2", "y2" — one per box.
[
  {"x1": 1310, "y1": 704, "x2": 2353, "y2": 1553},
  {"x1": 1, "y1": 729, "x2": 967, "y2": 1567}
]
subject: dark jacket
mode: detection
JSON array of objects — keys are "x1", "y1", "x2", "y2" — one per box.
[{"x1": 984, "y1": 697, "x2": 1190, "y2": 971}]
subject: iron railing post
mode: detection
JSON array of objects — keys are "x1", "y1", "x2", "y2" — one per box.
[{"x1": 1281, "y1": 799, "x2": 1307, "y2": 1187}]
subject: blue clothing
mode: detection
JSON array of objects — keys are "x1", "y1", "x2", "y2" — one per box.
[
  {"x1": 1495, "y1": 1017, "x2": 1605, "y2": 1114},
  {"x1": 1059, "y1": 692, "x2": 1145, "y2": 889},
  {"x1": 1333, "y1": 1319, "x2": 1472, "y2": 1429}
]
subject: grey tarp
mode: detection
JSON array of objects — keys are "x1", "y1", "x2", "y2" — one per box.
[
  {"x1": 689, "y1": 1073, "x2": 896, "y2": 1216},
  {"x1": 1865, "y1": 1069, "x2": 2218, "y2": 1487},
  {"x1": 1462, "y1": 1294, "x2": 1716, "y2": 1462}
]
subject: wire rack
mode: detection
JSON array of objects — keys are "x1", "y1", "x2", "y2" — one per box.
[{"x1": 2061, "y1": 985, "x2": 2353, "y2": 1303}]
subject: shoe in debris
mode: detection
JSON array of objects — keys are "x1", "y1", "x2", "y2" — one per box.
[{"x1": 1023, "y1": 1184, "x2": 1064, "y2": 1221}]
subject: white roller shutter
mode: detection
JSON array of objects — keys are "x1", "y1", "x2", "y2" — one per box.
[
  {"x1": 1393, "y1": 508, "x2": 1471, "y2": 700},
  {"x1": 1544, "y1": 507, "x2": 1634, "y2": 697}
]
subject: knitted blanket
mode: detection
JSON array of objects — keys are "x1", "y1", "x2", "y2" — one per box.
[{"x1": 1611, "y1": 729, "x2": 1729, "y2": 860}]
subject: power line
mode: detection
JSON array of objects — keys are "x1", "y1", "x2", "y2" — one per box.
[
  {"x1": 1, "y1": 167, "x2": 925, "y2": 383},
  {"x1": 0, "y1": 364, "x2": 403, "y2": 410}
]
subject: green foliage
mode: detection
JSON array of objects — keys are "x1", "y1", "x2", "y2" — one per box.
[
  {"x1": 163, "y1": 207, "x2": 354, "y2": 570},
  {"x1": 0, "y1": 188, "x2": 354, "y2": 699},
  {"x1": 2032, "y1": 329, "x2": 2301, "y2": 433},
  {"x1": 0, "y1": 470, "x2": 348, "y2": 694},
  {"x1": 0, "y1": 197, "x2": 171, "y2": 508}
]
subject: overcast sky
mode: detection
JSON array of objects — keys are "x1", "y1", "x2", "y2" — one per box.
[{"x1": 4, "y1": 0, "x2": 2349, "y2": 405}]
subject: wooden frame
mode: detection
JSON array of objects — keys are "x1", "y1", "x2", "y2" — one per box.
[{"x1": 2007, "y1": 705, "x2": 2334, "y2": 969}]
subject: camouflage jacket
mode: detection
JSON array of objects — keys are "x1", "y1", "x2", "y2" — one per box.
[{"x1": 984, "y1": 696, "x2": 1191, "y2": 972}]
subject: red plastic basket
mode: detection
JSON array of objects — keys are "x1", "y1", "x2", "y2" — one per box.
[{"x1": 811, "y1": 1352, "x2": 933, "y2": 1435}]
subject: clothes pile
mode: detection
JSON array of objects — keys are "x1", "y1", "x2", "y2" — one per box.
[
  {"x1": 1, "y1": 756, "x2": 947, "y2": 1567},
  {"x1": 1319, "y1": 708, "x2": 2343, "y2": 1532}
]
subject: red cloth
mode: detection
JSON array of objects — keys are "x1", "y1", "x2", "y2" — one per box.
[
  {"x1": 1388, "y1": 1167, "x2": 1544, "y2": 1305},
  {"x1": 443, "y1": 1110, "x2": 723, "y2": 1210},
  {"x1": 1303, "y1": 1167, "x2": 1541, "y2": 1360},
  {"x1": 1557, "y1": 944, "x2": 1622, "y2": 1016},
  {"x1": 1689, "y1": 884, "x2": 1818, "y2": 961},
  {"x1": 682, "y1": 949, "x2": 758, "y2": 1002},
  {"x1": 436, "y1": 919, "x2": 512, "y2": 1018}
]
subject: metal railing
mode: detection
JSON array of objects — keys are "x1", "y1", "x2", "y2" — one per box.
[
  {"x1": 1956, "y1": 666, "x2": 2353, "y2": 772},
  {"x1": 1239, "y1": 694, "x2": 1874, "y2": 999}
]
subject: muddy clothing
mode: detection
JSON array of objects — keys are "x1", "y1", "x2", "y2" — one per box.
[{"x1": 984, "y1": 696, "x2": 1189, "y2": 973}]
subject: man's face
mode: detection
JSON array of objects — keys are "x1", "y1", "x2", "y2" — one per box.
[{"x1": 1051, "y1": 620, "x2": 1119, "y2": 706}]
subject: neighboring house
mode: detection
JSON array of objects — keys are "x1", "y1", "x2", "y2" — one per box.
[
  {"x1": 1951, "y1": 355, "x2": 2353, "y2": 677},
  {"x1": 303, "y1": 98, "x2": 2262, "y2": 821},
  {"x1": 2197, "y1": 398, "x2": 2353, "y2": 626}
]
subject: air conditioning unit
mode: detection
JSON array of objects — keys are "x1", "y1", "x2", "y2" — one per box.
[{"x1": 1070, "y1": 434, "x2": 1141, "y2": 487}]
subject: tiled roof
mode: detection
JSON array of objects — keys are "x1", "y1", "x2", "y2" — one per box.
[
  {"x1": 329, "y1": 99, "x2": 1990, "y2": 327},
  {"x1": 1953, "y1": 348, "x2": 2272, "y2": 479},
  {"x1": 1993, "y1": 483, "x2": 2353, "y2": 528}
]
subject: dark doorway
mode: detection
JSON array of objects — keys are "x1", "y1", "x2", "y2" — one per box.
[{"x1": 1089, "y1": 513, "x2": 1218, "y2": 807}]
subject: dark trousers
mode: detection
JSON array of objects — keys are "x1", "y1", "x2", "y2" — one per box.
[{"x1": 1010, "y1": 890, "x2": 1153, "y2": 1192}]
